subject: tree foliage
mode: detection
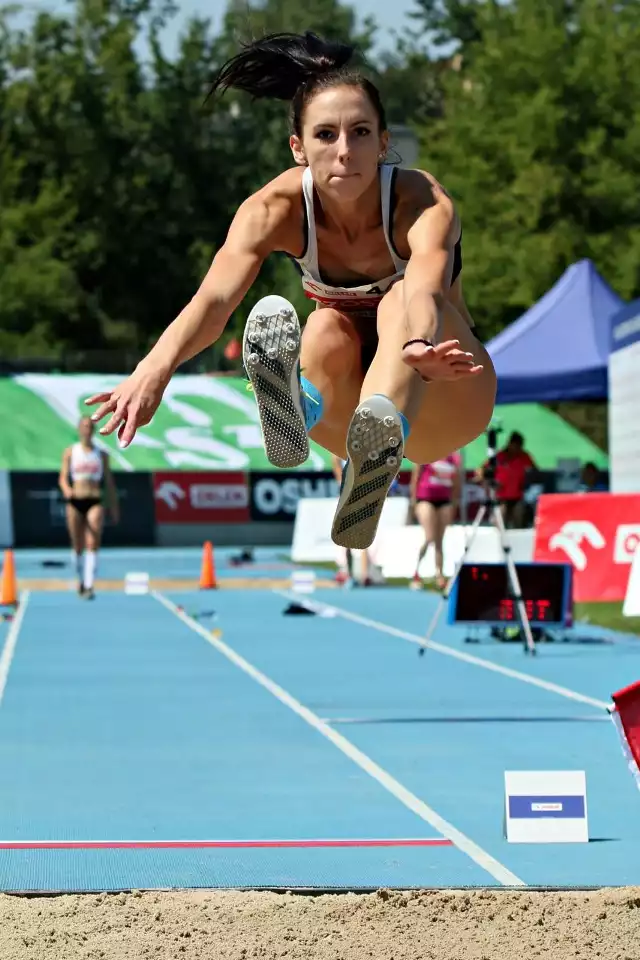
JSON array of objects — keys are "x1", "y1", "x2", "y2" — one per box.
[
  {"x1": 419, "y1": 0, "x2": 640, "y2": 335},
  {"x1": 0, "y1": 0, "x2": 638, "y2": 368}
]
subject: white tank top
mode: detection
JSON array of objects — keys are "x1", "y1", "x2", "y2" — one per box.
[
  {"x1": 292, "y1": 165, "x2": 408, "y2": 316},
  {"x1": 69, "y1": 443, "x2": 104, "y2": 485}
]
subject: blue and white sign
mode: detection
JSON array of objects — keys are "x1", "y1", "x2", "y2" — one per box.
[
  {"x1": 504, "y1": 771, "x2": 588, "y2": 843},
  {"x1": 291, "y1": 569, "x2": 316, "y2": 595},
  {"x1": 124, "y1": 571, "x2": 150, "y2": 595}
]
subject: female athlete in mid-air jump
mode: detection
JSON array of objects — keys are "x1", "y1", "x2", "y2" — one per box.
[{"x1": 86, "y1": 32, "x2": 496, "y2": 550}]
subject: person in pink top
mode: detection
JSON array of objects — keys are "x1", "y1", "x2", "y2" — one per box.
[{"x1": 409, "y1": 452, "x2": 462, "y2": 589}]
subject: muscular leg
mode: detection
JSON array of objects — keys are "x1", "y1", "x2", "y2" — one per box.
[
  {"x1": 414, "y1": 501, "x2": 437, "y2": 579},
  {"x1": 362, "y1": 281, "x2": 497, "y2": 464},
  {"x1": 65, "y1": 505, "x2": 86, "y2": 592},
  {"x1": 300, "y1": 308, "x2": 363, "y2": 459},
  {"x1": 329, "y1": 283, "x2": 496, "y2": 549},
  {"x1": 246, "y1": 287, "x2": 495, "y2": 549},
  {"x1": 83, "y1": 504, "x2": 104, "y2": 598},
  {"x1": 302, "y1": 285, "x2": 496, "y2": 467},
  {"x1": 434, "y1": 502, "x2": 455, "y2": 586}
]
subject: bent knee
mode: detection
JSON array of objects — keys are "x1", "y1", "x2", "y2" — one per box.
[{"x1": 301, "y1": 309, "x2": 361, "y2": 376}]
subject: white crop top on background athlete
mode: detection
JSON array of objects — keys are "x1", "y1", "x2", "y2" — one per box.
[
  {"x1": 69, "y1": 443, "x2": 104, "y2": 485},
  {"x1": 292, "y1": 164, "x2": 408, "y2": 316}
]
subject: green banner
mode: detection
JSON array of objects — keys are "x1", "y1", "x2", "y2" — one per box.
[{"x1": 0, "y1": 373, "x2": 607, "y2": 472}]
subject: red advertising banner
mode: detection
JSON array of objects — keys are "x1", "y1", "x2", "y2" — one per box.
[
  {"x1": 153, "y1": 472, "x2": 250, "y2": 524},
  {"x1": 533, "y1": 492, "x2": 640, "y2": 602}
]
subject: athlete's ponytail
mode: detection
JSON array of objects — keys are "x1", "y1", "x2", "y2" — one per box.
[{"x1": 207, "y1": 31, "x2": 386, "y2": 136}]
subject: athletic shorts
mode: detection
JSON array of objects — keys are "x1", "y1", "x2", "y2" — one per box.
[
  {"x1": 328, "y1": 237, "x2": 464, "y2": 373},
  {"x1": 416, "y1": 497, "x2": 452, "y2": 509},
  {"x1": 66, "y1": 496, "x2": 102, "y2": 516},
  {"x1": 345, "y1": 313, "x2": 379, "y2": 374}
]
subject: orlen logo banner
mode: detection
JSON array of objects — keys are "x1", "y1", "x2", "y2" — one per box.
[
  {"x1": 153, "y1": 472, "x2": 250, "y2": 524},
  {"x1": 533, "y1": 492, "x2": 640, "y2": 602}
]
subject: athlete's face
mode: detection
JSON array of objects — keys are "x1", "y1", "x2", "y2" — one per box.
[
  {"x1": 78, "y1": 417, "x2": 94, "y2": 443},
  {"x1": 290, "y1": 85, "x2": 389, "y2": 200}
]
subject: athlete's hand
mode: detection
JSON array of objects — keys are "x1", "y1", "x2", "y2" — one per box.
[
  {"x1": 402, "y1": 339, "x2": 484, "y2": 382},
  {"x1": 84, "y1": 363, "x2": 170, "y2": 448}
]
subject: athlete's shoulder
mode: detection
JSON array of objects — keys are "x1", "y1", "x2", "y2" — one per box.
[
  {"x1": 231, "y1": 167, "x2": 304, "y2": 251},
  {"x1": 396, "y1": 167, "x2": 456, "y2": 216},
  {"x1": 247, "y1": 167, "x2": 304, "y2": 214},
  {"x1": 395, "y1": 167, "x2": 460, "y2": 242}
]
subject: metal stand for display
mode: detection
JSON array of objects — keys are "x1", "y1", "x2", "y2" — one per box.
[{"x1": 417, "y1": 427, "x2": 536, "y2": 657}]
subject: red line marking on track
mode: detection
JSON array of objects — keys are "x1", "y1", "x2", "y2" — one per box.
[{"x1": 0, "y1": 838, "x2": 453, "y2": 851}]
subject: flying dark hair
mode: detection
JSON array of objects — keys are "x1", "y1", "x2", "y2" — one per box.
[{"x1": 207, "y1": 31, "x2": 387, "y2": 136}]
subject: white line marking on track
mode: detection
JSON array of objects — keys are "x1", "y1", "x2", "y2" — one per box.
[
  {"x1": 153, "y1": 589, "x2": 525, "y2": 887},
  {"x1": 274, "y1": 591, "x2": 611, "y2": 712},
  {"x1": 0, "y1": 591, "x2": 30, "y2": 708}
]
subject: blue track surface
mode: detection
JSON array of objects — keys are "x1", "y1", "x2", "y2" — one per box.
[
  {"x1": 0, "y1": 547, "x2": 639, "y2": 893},
  {"x1": 13, "y1": 546, "x2": 323, "y2": 581}
]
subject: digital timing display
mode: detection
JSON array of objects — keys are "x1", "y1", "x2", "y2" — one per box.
[{"x1": 450, "y1": 563, "x2": 570, "y2": 626}]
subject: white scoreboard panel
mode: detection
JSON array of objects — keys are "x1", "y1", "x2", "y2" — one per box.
[{"x1": 609, "y1": 301, "x2": 640, "y2": 493}]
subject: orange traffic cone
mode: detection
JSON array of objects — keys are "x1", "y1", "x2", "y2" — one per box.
[
  {"x1": 199, "y1": 541, "x2": 217, "y2": 590},
  {"x1": 1, "y1": 549, "x2": 17, "y2": 606}
]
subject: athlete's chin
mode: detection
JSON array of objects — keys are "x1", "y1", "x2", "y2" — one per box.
[{"x1": 325, "y1": 174, "x2": 365, "y2": 197}]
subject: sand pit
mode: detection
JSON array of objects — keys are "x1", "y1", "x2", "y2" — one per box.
[{"x1": 0, "y1": 887, "x2": 639, "y2": 959}]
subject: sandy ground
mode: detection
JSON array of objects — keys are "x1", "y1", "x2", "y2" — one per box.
[{"x1": 0, "y1": 887, "x2": 639, "y2": 960}]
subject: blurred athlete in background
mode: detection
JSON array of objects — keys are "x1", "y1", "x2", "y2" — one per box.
[{"x1": 58, "y1": 417, "x2": 119, "y2": 599}]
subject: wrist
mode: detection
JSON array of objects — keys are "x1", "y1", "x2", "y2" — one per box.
[
  {"x1": 136, "y1": 352, "x2": 174, "y2": 381},
  {"x1": 403, "y1": 337, "x2": 435, "y2": 351},
  {"x1": 404, "y1": 289, "x2": 442, "y2": 344}
]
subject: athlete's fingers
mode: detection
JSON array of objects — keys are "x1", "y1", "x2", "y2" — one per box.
[
  {"x1": 445, "y1": 351, "x2": 476, "y2": 362},
  {"x1": 90, "y1": 397, "x2": 118, "y2": 423},
  {"x1": 85, "y1": 391, "x2": 113, "y2": 407},
  {"x1": 99, "y1": 400, "x2": 128, "y2": 436},
  {"x1": 118, "y1": 419, "x2": 136, "y2": 448},
  {"x1": 447, "y1": 359, "x2": 477, "y2": 371},
  {"x1": 432, "y1": 339, "x2": 461, "y2": 355},
  {"x1": 99, "y1": 412, "x2": 124, "y2": 436},
  {"x1": 446, "y1": 350, "x2": 475, "y2": 360},
  {"x1": 118, "y1": 402, "x2": 142, "y2": 448},
  {"x1": 439, "y1": 350, "x2": 475, "y2": 365},
  {"x1": 448, "y1": 363, "x2": 484, "y2": 378}
]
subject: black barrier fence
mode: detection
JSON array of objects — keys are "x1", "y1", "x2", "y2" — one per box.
[
  {"x1": 10, "y1": 472, "x2": 156, "y2": 547},
  {"x1": 248, "y1": 469, "x2": 417, "y2": 522},
  {"x1": 5, "y1": 467, "x2": 565, "y2": 547},
  {"x1": 248, "y1": 471, "x2": 341, "y2": 523}
]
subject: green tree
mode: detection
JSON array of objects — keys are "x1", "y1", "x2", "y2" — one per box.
[
  {"x1": 416, "y1": 0, "x2": 640, "y2": 339},
  {"x1": 0, "y1": 0, "x2": 384, "y2": 364}
]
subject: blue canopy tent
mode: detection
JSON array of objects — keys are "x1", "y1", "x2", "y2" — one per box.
[{"x1": 487, "y1": 259, "x2": 625, "y2": 403}]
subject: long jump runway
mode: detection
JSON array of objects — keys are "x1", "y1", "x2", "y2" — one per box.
[{"x1": 0, "y1": 548, "x2": 639, "y2": 893}]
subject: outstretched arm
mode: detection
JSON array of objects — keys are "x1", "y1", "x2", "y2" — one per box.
[
  {"x1": 139, "y1": 195, "x2": 284, "y2": 378},
  {"x1": 403, "y1": 192, "x2": 459, "y2": 346},
  {"x1": 400, "y1": 177, "x2": 483, "y2": 381},
  {"x1": 85, "y1": 192, "x2": 290, "y2": 446}
]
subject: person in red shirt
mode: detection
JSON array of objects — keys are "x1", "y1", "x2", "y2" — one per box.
[{"x1": 479, "y1": 431, "x2": 535, "y2": 528}]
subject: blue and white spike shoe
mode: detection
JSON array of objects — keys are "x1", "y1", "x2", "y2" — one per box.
[
  {"x1": 243, "y1": 295, "x2": 309, "y2": 469},
  {"x1": 331, "y1": 394, "x2": 405, "y2": 550}
]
